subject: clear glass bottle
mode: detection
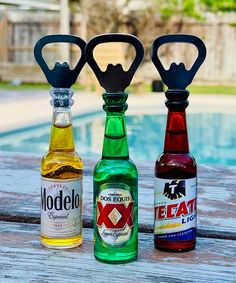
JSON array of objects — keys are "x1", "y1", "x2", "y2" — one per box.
[{"x1": 41, "y1": 88, "x2": 83, "y2": 249}]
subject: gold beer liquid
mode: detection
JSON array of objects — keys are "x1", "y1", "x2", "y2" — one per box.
[{"x1": 41, "y1": 108, "x2": 83, "y2": 249}]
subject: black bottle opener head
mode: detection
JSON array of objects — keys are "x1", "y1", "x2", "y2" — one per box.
[
  {"x1": 150, "y1": 34, "x2": 206, "y2": 91},
  {"x1": 34, "y1": 34, "x2": 86, "y2": 88},
  {"x1": 85, "y1": 33, "x2": 144, "y2": 92}
]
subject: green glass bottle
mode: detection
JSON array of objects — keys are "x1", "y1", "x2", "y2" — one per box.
[
  {"x1": 94, "y1": 92, "x2": 138, "y2": 263},
  {"x1": 86, "y1": 33, "x2": 144, "y2": 263}
]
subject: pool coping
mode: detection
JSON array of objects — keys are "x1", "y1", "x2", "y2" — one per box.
[{"x1": 0, "y1": 90, "x2": 236, "y2": 134}]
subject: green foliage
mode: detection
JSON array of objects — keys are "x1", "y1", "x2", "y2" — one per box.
[
  {"x1": 68, "y1": 0, "x2": 80, "y2": 4},
  {"x1": 188, "y1": 84, "x2": 236, "y2": 95},
  {"x1": 200, "y1": 0, "x2": 236, "y2": 12},
  {"x1": 0, "y1": 82, "x2": 235, "y2": 95},
  {"x1": 70, "y1": 0, "x2": 236, "y2": 19},
  {"x1": 158, "y1": 0, "x2": 178, "y2": 20},
  {"x1": 0, "y1": 82, "x2": 84, "y2": 90},
  {"x1": 159, "y1": 0, "x2": 203, "y2": 20},
  {"x1": 182, "y1": 0, "x2": 202, "y2": 19},
  {"x1": 128, "y1": 83, "x2": 236, "y2": 95},
  {"x1": 156, "y1": 0, "x2": 236, "y2": 21}
]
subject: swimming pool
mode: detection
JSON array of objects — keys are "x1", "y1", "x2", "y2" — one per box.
[{"x1": 0, "y1": 111, "x2": 236, "y2": 166}]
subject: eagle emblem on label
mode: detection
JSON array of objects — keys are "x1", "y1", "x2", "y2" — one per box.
[
  {"x1": 96, "y1": 183, "x2": 134, "y2": 246},
  {"x1": 163, "y1": 180, "x2": 186, "y2": 200}
]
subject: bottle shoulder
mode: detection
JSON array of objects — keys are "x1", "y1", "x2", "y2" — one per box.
[
  {"x1": 155, "y1": 152, "x2": 197, "y2": 178},
  {"x1": 94, "y1": 158, "x2": 138, "y2": 175},
  {"x1": 157, "y1": 152, "x2": 196, "y2": 165},
  {"x1": 42, "y1": 150, "x2": 82, "y2": 162},
  {"x1": 41, "y1": 150, "x2": 83, "y2": 179}
]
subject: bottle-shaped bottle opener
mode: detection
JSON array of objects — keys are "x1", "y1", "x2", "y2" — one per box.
[
  {"x1": 151, "y1": 34, "x2": 206, "y2": 251},
  {"x1": 34, "y1": 34, "x2": 86, "y2": 249},
  {"x1": 85, "y1": 33, "x2": 144, "y2": 263}
]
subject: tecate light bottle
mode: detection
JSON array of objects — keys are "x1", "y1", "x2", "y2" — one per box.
[
  {"x1": 154, "y1": 91, "x2": 197, "y2": 251},
  {"x1": 150, "y1": 34, "x2": 206, "y2": 251},
  {"x1": 34, "y1": 34, "x2": 86, "y2": 248},
  {"x1": 85, "y1": 33, "x2": 144, "y2": 263}
]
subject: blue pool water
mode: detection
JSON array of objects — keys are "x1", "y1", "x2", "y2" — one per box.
[{"x1": 0, "y1": 111, "x2": 236, "y2": 165}]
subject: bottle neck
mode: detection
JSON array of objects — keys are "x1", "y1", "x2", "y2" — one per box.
[
  {"x1": 102, "y1": 111, "x2": 129, "y2": 159},
  {"x1": 164, "y1": 110, "x2": 189, "y2": 153},
  {"x1": 49, "y1": 88, "x2": 75, "y2": 152}
]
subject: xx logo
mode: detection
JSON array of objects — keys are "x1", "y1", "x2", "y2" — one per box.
[
  {"x1": 97, "y1": 202, "x2": 134, "y2": 229},
  {"x1": 163, "y1": 180, "x2": 186, "y2": 200}
]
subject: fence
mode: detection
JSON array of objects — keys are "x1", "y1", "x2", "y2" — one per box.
[
  {"x1": 0, "y1": 10, "x2": 235, "y2": 85},
  {"x1": 0, "y1": 10, "x2": 83, "y2": 83}
]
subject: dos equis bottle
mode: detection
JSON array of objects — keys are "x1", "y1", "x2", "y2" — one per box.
[
  {"x1": 34, "y1": 35, "x2": 86, "y2": 248},
  {"x1": 151, "y1": 34, "x2": 206, "y2": 251},
  {"x1": 86, "y1": 34, "x2": 144, "y2": 263}
]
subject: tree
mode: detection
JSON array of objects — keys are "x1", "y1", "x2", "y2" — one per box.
[
  {"x1": 67, "y1": 0, "x2": 236, "y2": 61},
  {"x1": 155, "y1": 0, "x2": 236, "y2": 20},
  {"x1": 150, "y1": 0, "x2": 236, "y2": 61},
  {"x1": 68, "y1": 0, "x2": 157, "y2": 60},
  {"x1": 200, "y1": 0, "x2": 236, "y2": 13},
  {"x1": 68, "y1": 0, "x2": 236, "y2": 35}
]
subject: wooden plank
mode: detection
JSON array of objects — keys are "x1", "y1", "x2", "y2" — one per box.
[
  {"x1": 0, "y1": 152, "x2": 235, "y2": 239},
  {"x1": 0, "y1": 11, "x2": 8, "y2": 62},
  {"x1": 8, "y1": 46, "x2": 59, "y2": 52},
  {"x1": 8, "y1": 46, "x2": 33, "y2": 52},
  {"x1": 0, "y1": 63, "x2": 44, "y2": 83},
  {"x1": 0, "y1": 221, "x2": 235, "y2": 283},
  {"x1": 0, "y1": 0, "x2": 60, "y2": 11}
]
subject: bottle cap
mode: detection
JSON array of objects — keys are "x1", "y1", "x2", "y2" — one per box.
[{"x1": 49, "y1": 88, "x2": 74, "y2": 108}]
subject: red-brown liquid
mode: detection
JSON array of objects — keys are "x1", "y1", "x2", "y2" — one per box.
[{"x1": 155, "y1": 110, "x2": 197, "y2": 251}]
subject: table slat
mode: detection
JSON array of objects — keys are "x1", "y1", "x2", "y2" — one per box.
[
  {"x1": 0, "y1": 152, "x2": 235, "y2": 239},
  {"x1": 0, "y1": 221, "x2": 236, "y2": 283}
]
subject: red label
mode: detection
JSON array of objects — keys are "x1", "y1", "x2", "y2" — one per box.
[
  {"x1": 155, "y1": 197, "x2": 197, "y2": 220},
  {"x1": 97, "y1": 201, "x2": 134, "y2": 229}
]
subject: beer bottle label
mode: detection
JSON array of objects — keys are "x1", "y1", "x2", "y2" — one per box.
[
  {"x1": 41, "y1": 177, "x2": 83, "y2": 238},
  {"x1": 96, "y1": 183, "x2": 134, "y2": 247},
  {"x1": 154, "y1": 177, "x2": 197, "y2": 241}
]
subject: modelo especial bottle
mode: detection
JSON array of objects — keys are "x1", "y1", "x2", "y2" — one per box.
[
  {"x1": 150, "y1": 34, "x2": 206, "y2": 251},
  {"x1": 34, "y1": 35, "x2": 86, "y2": 248},
  {"x1": 86, "y1": 34, "x2": 144, "y2": 263}
]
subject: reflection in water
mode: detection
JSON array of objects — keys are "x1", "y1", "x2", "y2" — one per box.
[{"x1": 0, "y1": 112, "x2": 236, "y2": 165}]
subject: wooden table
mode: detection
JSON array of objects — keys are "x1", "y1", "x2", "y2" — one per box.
[{"x1": 0, "y1": 152, "x2": 235, "y2": 282}]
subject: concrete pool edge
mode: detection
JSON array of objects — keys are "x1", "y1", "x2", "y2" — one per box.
[{"x1": 0, "y1": 91, "x2": 236, "y2": 133}]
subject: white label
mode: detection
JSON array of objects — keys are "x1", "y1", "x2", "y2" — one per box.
[
  {"x1": 96, "y1": 184, "x2": 134, "y2": 246},
  {"x1": 154, "y1": 178, "x2": 197, "y2": 240},
  {"x1": 41, "y1": 177, "x2": 82, "y2": 238}
]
